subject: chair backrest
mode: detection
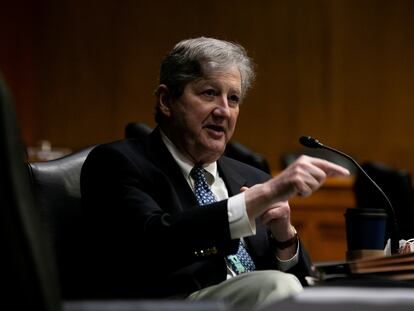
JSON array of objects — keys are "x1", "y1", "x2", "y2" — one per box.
[
  {"x1": 28, "y1": 145, "x2": 95, "y2": 299},
  {"x1": 125, "y1": 121, "x2": 152, "y2": 139},
  {"x1": 0, "y1": 72, "x2": 62, "y2": 311},
  {"x1": 354, "y1": 161, "x2": 414, "y2": 240},
  {"x1": 224, "y1": 141, "x2": 271, "y2": 174}
]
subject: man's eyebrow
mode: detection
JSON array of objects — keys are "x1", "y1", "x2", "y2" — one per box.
[{"x1": 195, "y1": 78, "x2": 241, "y2": 93}]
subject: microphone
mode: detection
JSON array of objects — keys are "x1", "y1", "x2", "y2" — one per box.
[{"x1": 299, "y1": 135, "x2": 400, "y2": 255}]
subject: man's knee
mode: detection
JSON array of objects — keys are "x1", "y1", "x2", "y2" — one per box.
[
  {"x1": 255, "y1": 270, "x2": 303, "y2": 308},
  {"x1": 260, "y1": 270, "x2": 302, "y2": 291},
  {"x1": 188, "y1": 270, "x2": 303, "y2": 309}
]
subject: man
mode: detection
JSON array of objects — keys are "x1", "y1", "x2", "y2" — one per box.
[{"x1": 80, "y1": 37, "x2": 349, "y2": 309}]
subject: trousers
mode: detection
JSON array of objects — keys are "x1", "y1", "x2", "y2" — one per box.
[{"x1": 187, "y1": 270, "x2": 303, "y2": 310}]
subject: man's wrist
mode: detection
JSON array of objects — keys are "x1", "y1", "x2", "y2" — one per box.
[{"x1": 269, "y1": 226, "x2": 298, "y2": 250}]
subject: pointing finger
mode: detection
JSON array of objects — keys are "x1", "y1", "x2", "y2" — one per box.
[{"x1": 309, "y1": 158, "x2": 350, "y2": 177}]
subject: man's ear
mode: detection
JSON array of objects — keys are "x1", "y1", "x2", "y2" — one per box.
[{"x1": 156, "y1": 84, "x2": 172, "y2": 118}]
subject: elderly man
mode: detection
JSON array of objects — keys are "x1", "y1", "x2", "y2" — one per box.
[{"x1": 80, "y1": 37, "x2": 349, "y2": 309}]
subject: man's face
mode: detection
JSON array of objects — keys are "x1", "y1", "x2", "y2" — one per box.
[{"x1": 166, "y1": 66, "x2": 241, "y2": 164}]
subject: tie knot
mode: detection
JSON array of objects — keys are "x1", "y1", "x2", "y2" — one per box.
[
  {"x1": 191, "y1": 165, "x2": 216, "y2": 205},
  {"x1": 190, "y1": 165, "x2": 206, "y2": 181}
]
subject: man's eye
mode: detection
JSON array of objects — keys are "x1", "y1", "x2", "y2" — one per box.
[
  {"x1": 203, "y1": 89, "x2": 216, "y2": 97},
  {"x1": 229, "y1": 95, "x2": 240, "y2": 104}
]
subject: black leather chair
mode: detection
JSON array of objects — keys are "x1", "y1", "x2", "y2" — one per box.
[
  {"x1": 125, "y1": 122, "x2": 271, "y2": 174},
  {"x1": 354, "y1": 161, "x2": 414, "y2": 240},
  {"x1": 125, "y1": 121, "x2": 152, "y2": 139},
  {"x1": 28, "y1": 145, "x2": 95, "y2": 299},
  {"x1": 27, "y1": 148, "x2": 230, "y2": 309},
  {"x1": 224, "y1": 141, "x2": 271, "y2": 174}
]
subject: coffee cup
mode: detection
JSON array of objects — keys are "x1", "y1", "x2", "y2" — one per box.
[{"x1": 344, "y1": 208, "x2": 388, "y2": 260}]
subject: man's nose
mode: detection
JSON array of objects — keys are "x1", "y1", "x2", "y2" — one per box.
[{"x1": 213, "y1": 96, "x2": 231, "y2": 117}]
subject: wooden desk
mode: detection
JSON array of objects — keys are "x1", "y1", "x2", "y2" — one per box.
[{"x1": 284, "y1": 175, "x2": 355, "y2": 262}]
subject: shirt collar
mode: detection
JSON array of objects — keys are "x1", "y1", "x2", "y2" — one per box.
[{"x1": 160, "y1": 130, "x2": 217, "y2": 184}]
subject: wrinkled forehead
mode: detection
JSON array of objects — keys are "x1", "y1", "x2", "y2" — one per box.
[
  {"x1": 198, "y1": 63, "x2": 241, "y2": 84},
  {"x1": 184, "y1": 66, "x2": 242, "y2": 98},
  {"x1": 201, "y1": 60, "x2": 240, "y2": 76}
]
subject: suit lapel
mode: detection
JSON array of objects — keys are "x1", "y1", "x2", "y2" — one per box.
[
  {"x1": 147, "y1": 128, "x2": 198, "y2": 210},
  {"x1": 217, "y1": 157, "x2": 247, "y2": 196}
]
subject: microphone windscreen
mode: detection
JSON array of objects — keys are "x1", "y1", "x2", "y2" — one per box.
[{"x1": 299, "y1": 136, "x2": 321, "y2": 149}]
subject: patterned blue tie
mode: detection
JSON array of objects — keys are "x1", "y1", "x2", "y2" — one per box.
[{"x1": 190, "y1": 165, "x2": 256, "y2": 274}]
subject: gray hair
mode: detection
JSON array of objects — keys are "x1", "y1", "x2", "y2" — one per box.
[{"x1": 155, "y1": 37, "x2": 255, "y2": 123}]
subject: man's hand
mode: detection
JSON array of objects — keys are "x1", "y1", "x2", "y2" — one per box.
[
  {"x1": 260, "y1": 201, "x2": 292, "y2": 241},
  {"x1": 269, "y1": 155, "x2": 350, "y2": 201},
  {"x1": 245, "y1": 155, "x2": 350, "y2": 220},
  {"x1": 260, "y1": 200, "x2": 298, "y2": 259}
]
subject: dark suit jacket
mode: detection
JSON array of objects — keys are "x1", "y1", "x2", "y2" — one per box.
[{"x1": 79, "y1": 128, "x2": 313, "y2": 299}]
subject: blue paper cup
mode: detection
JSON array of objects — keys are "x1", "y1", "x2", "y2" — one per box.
[{"x1": 344, "y1": 208, "x2": 388, "y2": 260}]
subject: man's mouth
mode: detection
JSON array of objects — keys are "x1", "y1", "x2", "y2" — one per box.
[
  {"x1": 204, "y1": 124, "x2": 226, "y2": 137},
  {"x1": 205, "y1": 124, "x2": 224, "y2": 132}
]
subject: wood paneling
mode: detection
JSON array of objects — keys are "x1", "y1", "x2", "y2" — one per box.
[
  {"x1": 2, "y1": 0, "x2": 413, "y2": 262},
  {"x1": 10, "y1": 0, "x2": 413, "y2": 173},
  {"x1": 289, "y1": 176, "x2": 355, "y2": 261},
  {"x1": 0, "y1": 1, "x2": 37, "y2": 145}
]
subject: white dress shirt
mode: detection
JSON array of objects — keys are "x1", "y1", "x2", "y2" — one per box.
[{"x1": 160, "y1": 131, "x2": 298, "y2": 273}]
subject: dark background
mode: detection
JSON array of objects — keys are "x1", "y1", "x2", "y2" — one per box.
[{"x1": 2, "y1": 0, "x2": 414, "y2": 173}]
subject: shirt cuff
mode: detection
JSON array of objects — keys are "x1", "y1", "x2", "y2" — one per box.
[
  {"x1": 275, "y1": 242, "x2": 300, "y2": 271},
  {"x1": 227, "y1": 192, "x2": 256, "y2": 239}
]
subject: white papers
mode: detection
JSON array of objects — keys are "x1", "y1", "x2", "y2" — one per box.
[{"x1": 295, "y1": 287, "x2": 414, "y2": 305}]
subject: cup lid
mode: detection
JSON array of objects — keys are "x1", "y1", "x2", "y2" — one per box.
[{"x1": 344, "y1": 208, "x2": 388, "y2": 218}]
